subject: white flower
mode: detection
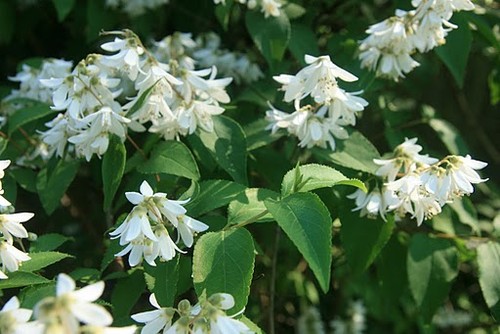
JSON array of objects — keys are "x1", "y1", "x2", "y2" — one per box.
[
  {"x1": 174, "y1": 215, "x2": 209, "y2": 248},
  {"x1": 0, "y1": 296, "x2": 33, "y2": 334},
  {"x1": 34, "y1": 273, "x2": 113, "y2": 333},
  {"x1": 79, "y1": 325, "x2": 137, "y2": 334},
  {"x1": 261, "y1": 0, "x2": 281, "y2": 18},
  {"x1": 0, "y1": 241, "x2": 30, "y2": 278},
  {"x1": 0, "y1": 160, "x2": 12, "y2": 207},
  {"x1": 0, "y1": 212, "x2": 34, "y2": 244},
  {"x1": 131, "y1": 294, "x2": 175, "y2": 334},
  {"x1": 101, "y1": 36, "x2": 145, "y2": 81},
  {"x1": 445, "y1": 155, "x2": 488, "y2": 197},
  {"x1": 153, "y1": 225, "x2": 185, "y2": 262},
  {"x1": 116, "y1": 236, "x2": 159, "y2": 267},
  {"x1": 206, "y1": 294, "x2": 253, "y2": 334}
]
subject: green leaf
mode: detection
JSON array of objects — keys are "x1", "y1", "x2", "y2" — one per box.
[
  {"x1": 137, "y1": 140, "x2": 200, "y2": 180},
  {"x1": 8, "y1": 103, "x2": 56, "y2": 135},
  {"x1": 477, "y1": 241, "x2": 500, "y2": 319},
  {"x1": 228, "y1": 188, "x2": 280, "y2": 225},
  {"x1": 102, "y1": 136, "x2": 126, "y2": 209},
  {"x1": 52, "y1": 0, "x2": 76, "y2": 21},
  {"x1": 19, "y1": 283, "x2": 56, "y2": 308},
  {"x1": 288, "y1": 24, "x2": 319, "y2": 64},
  {"x1": 196, "y1": 116, "x2": 247, "y2": 184},
  {"x1": 339, "y1": 207, "x2": 395, "y2": 274},
  {"x1": 21, "y1": 251, "x2": 72, "y2": 272},
  {"x1": 10, "y1": 167, "x2": 37, "y2": 193},
  {"x1": 245, "y1": 10, "x2": 291, "y2": 66},
  {"x1": 30, "y1": 233, "x2": 71, "y2": 252},
  {"x1": 428, "y1": 118, "x2": 469, "y2": 155},
  {"x1": 101, "y1": 238, "x2": 122, "y2": 272},
  {"x1": 244, "y1": 118, "x2": 282, "y2": 151},
  {"x1": 434, "y1": 13, "x2": 472, "y2": 88},
  {"x1": 240, "y1": 315, "x2": 264, "y2": 334},
  {"x1": 185, "y1": 179, "x2": 246, "y2": 217},
  {"x1": 193, "y1": 228, "x2": 255, "y2": 314},
  {"x1": 281, "y1": 163, "x2": 367, "y2": 196},
  {"x1": 0, "y1": 271, "x2": 50, "y2": 290},
  {"x1": 111, "y1": 269, "x2": 146, "y2": 325},
  {"x1": 36, "y1": 159, "x2": 80, "y2": 215},
  {"x1": 215, "y1": 0, "x2": 233, "y2": 30},
  {"x1": 313, "y1": 131, "x2": 381, "y2": 174},
  {"x1": 283, "y1": 3, "x2": 306, "y2": 19},
  {"x1": 0, "y1": 137, "x2": 7, "y2": 156},
  {"x1": 265, "y1": 192, "x2": 332, "y2": 292},
  {"x1": 144, "y1": 256, "x2": 180, "y2": 307},
  {"x1": 407, "y1": 234, "x2": 459, "y2": 322}
]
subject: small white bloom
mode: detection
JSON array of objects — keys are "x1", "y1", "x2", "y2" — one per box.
[
  {"x1": 0, "y1": 212, "x2": 34, "y2": 244},
  {"x1": 0, "y1": 296, "x2": 33, "y2": 334},
  {"x1": 0, "y1": 241, "x2": 30, "y2": 277},
  {"x1": 261, "y1": 0, "x2": 281, "y2": 18},
  {"x1": 131, "y1": 294, "x2": 175, "y2": 334}
]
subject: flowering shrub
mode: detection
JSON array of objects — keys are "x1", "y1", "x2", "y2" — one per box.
[{"x1": 0, "y1": 0, "x2": 498, "y2": 333}]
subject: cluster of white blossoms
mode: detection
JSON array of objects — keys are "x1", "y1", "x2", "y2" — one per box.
[
  {"x1": 110, "y1": 180, "x2": 208, "y2": 267},
  {"x1": 266, "y1": 54, "x2": 368, "y2": 151},
  {"x1": 131, "y1": 292, "x2": 254, "y2": 334},
  {"x1": 105, "y1": 0, "x2": 169, "y2": 16},
  {"x1": 358, "y1": 0, "x2": 475, "y2": 80},
  {"x1": 214, "y1": 0, "x2": 283, "y2": 18},
  {"x1": 330, "y1": 300, "x2": 367, "y2": 334},
  {"x1": 0, "y1": 273, "x2": 136, "y2": 334},
  {"x1": 0, "y1": 160, "x2": 33, "y2": 279},
  {"x1": 348, "y1": 138, "x2": 488, "y2": 225},
  {"x1": 296, "y1": 306, "x2": 326, "y2": 334}
]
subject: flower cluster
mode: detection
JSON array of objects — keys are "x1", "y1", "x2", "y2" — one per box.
[
  {"x1": 0, "y1": 273, "x2": 136, "y2": 334},
  {"x1": 214, "y1": 0, "x2": 283, "y2": 18},
  {"x1": 266, "y1": 54, "x2": 368, "y2": 151},
  {"x1": 359, "y1": 0, "x2": 475, "y2": 80},
  {"x1": 105, "y1": 0, "x2": 169, "y2": 16},
  {"x1": 348, "y1": 138, "x2": 488, "y2": 225},
  {"x1": 110, "y1": 180, "x2": 208, "y2": 267},
  {"x1": 330, "y1": 300, "x2": 367, "y2": 334},
  {"x1": 131, "y1": 292, "x2": 254, "y2": 334},
  {"x1": 0, "y1": 160, "x2": 33, "y2": 279}
]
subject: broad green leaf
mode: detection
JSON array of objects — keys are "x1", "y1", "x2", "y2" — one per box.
[
  {"x1": 339, "y1": 207, "x2": 395, "y2": 275},
  {"x1": 137, "y1": 140, "x2": 200, "y2": 180},
  {"x1": 313, "y1": 131, "x2": 381, "y2": 174},
  {"x1": 19, "y1": 283, "x2": 56, "y2": 308},
  {"x1": 407, "y1": 234, "x2": 459, "y2": 322},
  {"x1": 0, "y1": 137, "x2": 7, "y2": 156},
  {"x1": 86, "y1": 0, "x2": 117, "y2": 42},
  {"x1": 283, "y1": 3, "x2": 306, "y2": 19},
  {"x1": 428, "y1": 118, "x2": 469, "y2": 155},
  {"x1": 10, "y1": 167, "x2": 37, "y2": 193},
  {"x1": 102, "y1": 136, "x2": 126, "y2": 209},
  {"x1": 2, "y1": 174, "x2": 17, "y2": 205},
  {"x1": 435, "y1": 13, "x2": 472, "y2": 88},
  {"x1": 228, "y1": 188, "x2": 280, "y2": 225},
  {"x1": 477, "y1": 241, "x2": 500, "y2": 319},
  {"x1": 281, "y1": 163, "x2": 367, "y2": 196},
  {"x1": 245, "y1": 10, "x2": 291, "y2": 66},
  {"x1": 376, "y1": 235, "x2": 408, "y2": 304},
  {"x1": 101, "y1": 238, "x2": 122, "y2": 272},
  {"x1": 36, "y1": 159, "x2": 80, "y2": 215},
  {"x1": 144, "y1": 256, "x2": 180, "y2": 307},
  {"x1": 244, "y1": 118, "x2": 282, "y2": 151},
  {"x1": 265, "y1": 192, "x2": 332, "y2": 292},
  {"x1": 111, "y1": 269, "x2": 146, "y2": 325},
  {"x1": 30, "y1": 233, "x2": 71, "y2": 252},
  {"x1": 215, "y1": 0, "x2": 233, "y2": 30},
  {"x1": 289, "y1": 24, "x2": 319, "y2": 64},
  {"x1": 185, "y1": 179, "x2": 246, "y2": 217},
  {"x1": 52, "y1": 0, "x2": 76, "y2": 21},
  {"x1": 21, "y1": 251, "x2": 72, "y2": 272},
  {"x1": 8, "y1": 103, "x2": 56, "y2": 135},
  {"x1": 70, "y1": 268, "x2": 101, "y2": 282},
  {"x1": 196, "y1": 116, "x2": 247, "y2": 184},
  {"x1": 0, "y1": 271, "x2": 50, "y2": 290},
  {"x1": 193, "y1": 228, "x2": 255, "y2": 314},
  {"x1": 449, "y1": 198, "x2": 480, "y2": 235}
]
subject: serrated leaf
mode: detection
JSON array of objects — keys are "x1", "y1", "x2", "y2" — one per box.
[
  {"x1": 193, "y1": 228, "x2": 255, "y2": 314},
  {"x1": 21, "y1": 251, "x2": 72, "y2": 272},
  {"x1": 36, "y1": 159, "x2": 80, "y2": 215},
  {"x1": 245, "y1": 10, "x2": 291, "y2": 66},
  {"x1": 0, "y1": 271, "x2": 50, "y2": 290},
  {"x1": 407, "y1": 234, "x2": 459, "y2": 322},
  {"x1": 185, "y1": 179, "x2": 246, "y2": 217},
  {"x1": 8, "y1": 103, "x2": 56, "y2": 135},
  {"x1": 281, "y1": 163, "x2": 367, "y2": 196},
  {"x1": 265, "y1": 192, "x2": 332, "y2": 292},
  {"x1": 477, "y1": 241, "x2": 500, "y2": 319},
  {"x1": 137, "y1": 140, "x2": 200, "y2": 180},
  {"x1": 196, "y1": 116, "x2": 247, "y2": 184},
  {"x1": 144, "y1": 256, "x2": 180, "y2": 307},
  {"x1": 30, "y1": 233, "x2": 71, "y2": 252},
  {"x1": 228, "y1": 188, "x2": 280, "y2": 225},
  {"x1": 52, "y1": 0, "x2": 76, "y2": 21},
  {"x1": 102, "y1": 136, "x2": 126, "y2": 209},
  {"x1": 339, "y1": 207, "x2": 395, "y2": 274},
  {"x1": 111, "y1": 269, "x2": 146, "y2": 325},
  {"x1": 19, "y1": 283, "x2": 56, "y2": 308},
  {"x1": 435, "y1": 13, "x2": 472, "y2": 88},
  {"x1": 313, "y1": 131, "x2": 381, "y2": 174}
]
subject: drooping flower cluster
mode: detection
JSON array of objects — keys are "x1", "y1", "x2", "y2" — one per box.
[
  {"x1": 0, "y1": 273, "x2": 136, "y2": 334},
  {"x1": 330, "y1": 300, "x2": 367, "y2": 334},
  {"x1": 214, "y1": 0, "x2": 283, "y2": 18},
  {"x1": 296, "y1": 306, "x2": 326, "y2": 334},
  {"x1": 0, "y1": 160, "x2": 33, "y2": 279},
  {"x1": 359, "y1": 0, "x2": 475, "y2": 80},
  {"x1": 105, "y1": 0, "x2": 169, "y2": 16},
  {"x1": 110, "y1": 180, "x2": 208, "y2": 267},
  {"x1": 131, "y1": 292, "x2": 254, "y2": 334},
  {"x1": 348, "y1": 138, "x2": 488, "y2": 225},
  {"x1": 266, "y1": 54, "x2": 368, "y2": 151}
]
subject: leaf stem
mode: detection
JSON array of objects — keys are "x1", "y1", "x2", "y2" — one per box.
[{"x1": 225, "y1": 209, "x2": 269, "y2": 230}]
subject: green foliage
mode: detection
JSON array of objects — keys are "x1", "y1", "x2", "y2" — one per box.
[
  {"x1": 477, "y1": 242, "x2": 500, "y2": 319},
  {"x1": 102, "y1": 136, "x2": 126, "y2": 209}
]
